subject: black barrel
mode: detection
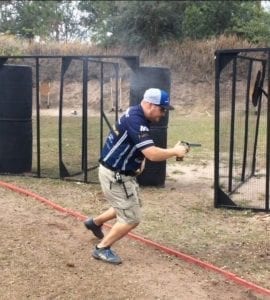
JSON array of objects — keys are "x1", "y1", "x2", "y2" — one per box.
[
  {"x1": 0, "y1": 65, "x2": 32, "y2": 173},
  {"x1": 130, "y1": 66, "x2": 171, "y2": 127},
  {"x1": 129, "y1": 67, "x2": 171, "y2": 187},
  {"x1": 138, "y1": 126, "x2": 167, "y2": 187}
]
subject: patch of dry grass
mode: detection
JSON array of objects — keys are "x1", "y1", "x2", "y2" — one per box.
[
  {"x1": 0, "y1": 34, "x2": 259, "y2": 82},
  {"x1": 141, "y1": 35, "x2": 256, "y2": 82}
]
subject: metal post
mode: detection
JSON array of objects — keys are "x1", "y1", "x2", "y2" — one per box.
[
  {"x1": 265, "y1": 51, "x2": 270, "y2": 211},
  {"x1": 59, "y1": 59, "x2": 64, "y2": 178},
  {"x1": 58, "y1": 57, "x2": 71, "y2": 178},
  {"x1": 114, "y1": 64, "x2": 119, "y2": 121},
  {"x1": 35, "y1": 57, "x2": 41, "y2": 178},
  {"x1": 241, "y1": 60, "x2": 252, "y2": 181},
  {"x1": 119, "y1": 77, "x2": 122, "y2": 111},
  {"x1": 214, "y1": 52, "x2": 221, "y2": 207},
  {"x1": 228, "y1": 57, "x2": 237, "y2": 192},
  {"x1": 100, "y1": 62, "x2": 104, "y2": 155},
  {"x1": 110, "y1": 77, "x2": 113, "y2": 111},
  {"x1": 82, "y1": 58, "x2": 88, "y2": 183}
]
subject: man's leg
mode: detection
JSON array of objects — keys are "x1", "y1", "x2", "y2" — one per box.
[
  {"x1": 84, "y1": 207, "x2": 116, "y2": 239},
  {"x1": 92, "y1": 167, "x2": 141, "y2": 263},
  {"x1": 97, "y1": 221, "x2": 138, "y2": 248},
  {"x1": 92, "y1": 221, "x2": 138, "y2": 264},
  {"x1": 93, "y1": 207, "x2": 116, "y2": 226},
  {"x1": 92, "y1": 200, "x2": 141, "y2": 264}
]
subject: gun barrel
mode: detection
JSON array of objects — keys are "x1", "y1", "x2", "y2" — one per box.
[{"x1": 181, "y1": 141, "x2": 202, "y2": 147}]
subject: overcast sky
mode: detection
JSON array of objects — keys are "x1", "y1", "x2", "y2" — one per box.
[{"x1": 262, "y1": 1, "x2": 270, "y2": 10}]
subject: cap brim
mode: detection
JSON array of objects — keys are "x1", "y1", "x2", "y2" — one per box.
[{"x1": 160, "y1": 105, "x2": 174, "y2": 110}]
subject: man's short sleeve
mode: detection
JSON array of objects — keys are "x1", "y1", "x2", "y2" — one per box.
[{"x1": 125, "y1": 116, "x2": 154, "y2": 151}]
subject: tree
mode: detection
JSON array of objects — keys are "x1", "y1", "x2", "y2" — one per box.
[
  {"x1": 0, "y1": 0, "x2": 81, "y2": 42},
  {"x1": 78, "y1": 1, "x2": 187, "y2": 48},
  {"x1": 0, "y1": 1, "x2": 17, "y2": 35},
  {"x1": 229, "y1": 2, "x2": 270, "y2": 44},
  {"x1": 1, "y1": 0, "x2": 270, "y2": 46},
  {"x1": 78, "y1": 1, "x2": 118, "y2": 45},
  {"x1": 182, "y1": 1, "x2": 268, "y2": 42},
  {"x1": 114, "y1": 1, "x2": 186, "y2": 48},
  {"x1": 54, "y1": 1, "x2": 82, "y2": 42}
]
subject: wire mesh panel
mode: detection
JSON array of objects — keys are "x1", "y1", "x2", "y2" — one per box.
[{"x1": 215, "y1": 49, "x2": 269, "y2": 212}]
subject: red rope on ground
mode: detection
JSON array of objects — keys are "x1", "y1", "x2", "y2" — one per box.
[{"x1": 0, "y1": 179, "x2": 269, "y2": 297}]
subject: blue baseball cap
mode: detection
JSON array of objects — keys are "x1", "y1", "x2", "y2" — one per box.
[{"x1": 143, "y1": 88, "x2": 170, "y2": 108}]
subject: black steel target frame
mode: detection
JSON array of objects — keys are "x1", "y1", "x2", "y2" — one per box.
[
  {"x1": 0, "y1": 55, "x2": 139, "y2": 183},
  {"x1": 214, "y1": 48, "x2": 270, "y2": 212}
]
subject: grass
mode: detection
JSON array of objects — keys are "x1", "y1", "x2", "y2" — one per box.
[
  {"x1": 168, "y1": 111, "x2": 214, "y2": 164},
  {"x1": 30, "y1": 112, "x2": 215, "y2": 179},
  {"x1": 32, "y1": 114, "x2": 114, "y2": 179}
]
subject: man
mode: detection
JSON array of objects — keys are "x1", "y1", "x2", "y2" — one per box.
[{"x1": 84, "y1": 88, "x2": 188, "y2": 264}]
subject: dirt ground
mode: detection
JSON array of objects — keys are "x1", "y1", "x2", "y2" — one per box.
[
  {"x1": 0, "y1": 80, "x2": 269, "y2": 299},
  {"x1": 0, "y1": 182, "x2": 268, "y2": 300},
  {"x1": 0, "y1": 164, "x2": 269, "y2": 300}
]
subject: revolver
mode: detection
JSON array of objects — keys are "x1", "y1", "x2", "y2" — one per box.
[{"x1": 176, "y1": 141, "x2": 202, "y2": 161}]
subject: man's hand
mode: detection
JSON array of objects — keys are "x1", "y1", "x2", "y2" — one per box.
[{"x1": 174, "y1": 141, "x2": 189, "y2": 161}]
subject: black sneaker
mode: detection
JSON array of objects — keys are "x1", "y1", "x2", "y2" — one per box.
[
  {"x1": 92, "y1": 246, "x2": 122, "y2": 264},
  {"x1": 84, "y1": 218, "x2": 104, "y2": 239}
]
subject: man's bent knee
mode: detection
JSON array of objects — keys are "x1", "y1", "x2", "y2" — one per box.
[{"x1": 116, "y1": 205, "x2": 142, "y2": 224}]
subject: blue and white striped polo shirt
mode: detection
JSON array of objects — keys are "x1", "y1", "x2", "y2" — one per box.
[{"x1": 100, "y1": 104, "x2": 154, "y2": 172}]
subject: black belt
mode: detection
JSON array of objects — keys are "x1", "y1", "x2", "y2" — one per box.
[{"x1": 99, "y1": 160, "x2": 136, "y2": 176}]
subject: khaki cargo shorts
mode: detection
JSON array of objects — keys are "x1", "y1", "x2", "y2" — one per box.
[{"x1": 98, "y1": 164, "x2": 142, "y2": 224}]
